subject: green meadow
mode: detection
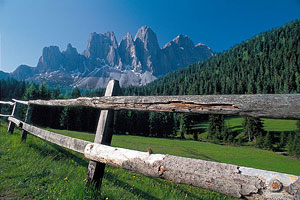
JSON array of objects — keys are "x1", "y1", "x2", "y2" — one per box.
[
  {"x1": 189, "y1": 116, "x2": 298, "y2": 140},
  {"x1": 1, "y1": 117, "x2": 299, "y2": 199},
  {"x1": 0, "y1": 123, "x2": 235, "y2": 200}
]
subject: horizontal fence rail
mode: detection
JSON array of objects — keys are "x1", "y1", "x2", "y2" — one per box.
[
  {"x1": 0, "y1": 101, "x2": 14, "y2": 117},
  {"x1": 2, "y1": 80, "x2": 300, "y2": 199},
  {"x1": 7, "y1": 116, "x2": 300, "y2": 199},
  {"x1": 13, "y1": 94, "x2": 300, "y2": 119},
  {"x1": 0, "y1": 114, "x2": 12, "y2": 117},
  {"x1": 8, "y1": 117, "x2": 89, "y2": 153},
  {"x1": 0, "y1": 101, "x2": 14, "y2": 106}
]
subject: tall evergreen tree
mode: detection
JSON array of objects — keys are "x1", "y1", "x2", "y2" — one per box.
[
  {"x1": 242, "y1": 117, "x2": 264, "y2": 142},
  {"x1": 208, "y1": 115, "x2": 225, "y2": 141},
  {"x1": 179, "y1": 114, "x2": 191, "y2": 139}
]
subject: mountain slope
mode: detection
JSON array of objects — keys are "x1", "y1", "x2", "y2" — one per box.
[
  {"x1": 123, "y1": 20, "x2": 300, "y2": 96},
  {"x1": 8, "y1": 26, "x2": 213, "y2": 88}
]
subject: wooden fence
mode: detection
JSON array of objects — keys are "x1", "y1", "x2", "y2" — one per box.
[{"x1": 1, "y1": 80, "x2": 300, "y2": 199}]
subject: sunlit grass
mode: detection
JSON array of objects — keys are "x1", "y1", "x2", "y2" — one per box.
[
  {"x1": 2, "y1": 118, "x2": 299, "y2": 199},
  {"x1": 0, "y1": 122, "x2": 236, "y2": 200}
]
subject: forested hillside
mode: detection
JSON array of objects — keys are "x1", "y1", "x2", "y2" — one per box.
[{"x1": 123, "y1": 20, "x2": 300, "y2": 96}]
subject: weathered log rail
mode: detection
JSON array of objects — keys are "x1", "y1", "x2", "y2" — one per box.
[
  {"x1": 26, "y1": 94, "x2": 300, "y2": 119},
  {"x1": 1, "y1": 80, "x2": 300, "y2": 199},
  {"x1": 0, "y1": 101, "x2": 14, "y2": 106}
]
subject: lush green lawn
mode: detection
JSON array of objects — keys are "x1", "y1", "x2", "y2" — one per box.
[{"x1": 0, "y1": 123, "x2": 235, "y2": 200}]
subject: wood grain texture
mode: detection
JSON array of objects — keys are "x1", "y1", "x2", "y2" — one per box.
[{"x1": 28, "y1": 94, "x2": 300, "y2": 119}]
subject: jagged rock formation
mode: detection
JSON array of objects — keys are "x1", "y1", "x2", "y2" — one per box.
[{"x1": 8, "y1": 26, "x2": 213, "y2": 88}]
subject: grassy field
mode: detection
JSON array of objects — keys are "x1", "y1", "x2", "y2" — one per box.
[
  {"x1": 189, "y1": 116, "x2": 298, "y2": 139},
  {"x1": 1, "y1": 118, "x2": 300, "y2": 200},
  {"x1": 0, "y1": 123, "x2": 236, "y2": 200}
]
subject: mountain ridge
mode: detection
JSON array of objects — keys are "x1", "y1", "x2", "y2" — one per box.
[{"x1": 2, "y1": 26, "x2": 213, "y2": 88}]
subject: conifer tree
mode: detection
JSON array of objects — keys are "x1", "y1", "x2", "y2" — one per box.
[{"x1": 263, "y1": 132, "x2": 273, "y2": 150}]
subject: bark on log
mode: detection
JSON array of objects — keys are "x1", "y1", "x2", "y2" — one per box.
[
  {"x1": 8, "y1": 117, "x2": 89, "y2": 153},
  {"x1": 7, "y1": 103, "x2": 19, "y2": 133},
  {"x1": 84, "y1": 143, "x2": 300, "y2": 199},
  {"x1": 28, "y1": 94, "x2": 300, "y2": 119},
  {"x1": 87, "y1": 80, "x2": 120, "y2": 187}
]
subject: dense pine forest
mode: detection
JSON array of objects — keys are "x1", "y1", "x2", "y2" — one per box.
[{"x1": 1, "y1": 20, "x2": 300, "y2": 157}]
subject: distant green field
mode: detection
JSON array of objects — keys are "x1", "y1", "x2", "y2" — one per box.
[{"x1": 189, "y1": 116, "x2": 298, "y2": 139}]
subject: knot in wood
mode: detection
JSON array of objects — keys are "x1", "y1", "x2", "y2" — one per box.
[
  {"x1": 158, "y1": 166, "x2": 164, "y2": 176},
  {"x1": 269, "y1": 179, "x2": 282, "y2": 192},
  {"x1": 160, "y1": 166, "x2": 164, "y2": 173}
]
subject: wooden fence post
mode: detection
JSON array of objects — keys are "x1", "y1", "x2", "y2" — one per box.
[
  {"x1": 7, "y1": 103, "x2": 20, "y2": 133},
  {"x1": 86, "y1": 80, "x2": 120, "y2": 187},
  {"x1": 21, "y1": 105, "x2": 34, "y2": 141}
]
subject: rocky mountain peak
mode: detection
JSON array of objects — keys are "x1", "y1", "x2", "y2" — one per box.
[
  {"x1": 134, "y1": 26, "x2": 160, "y2": 50},
  {"x1": 37, "y1": 46, "x2": 63, "y2": 73},
  {"x1": 64, "y1": 43, "x2": 78, "y2": 55},
  {"x1": 104, "y1": 31, "x2": 118, "y2": 48},
  {"x1": 42, "y1": 46, "x2": 61, "y2": 57},
  {"x1": 133, "y1": 26, "x2": 161, "y2": 73},
  {"x1": 163, "y1": 34, "x2": 194, "y2": 50},
  {"x1": 62, "y1": 43, "x2": 84, "y2": 72},
  {"x1": 83, "y1": 31, "x2": 120, "y2": 67},
  {"x1": 134, "y1": 26, "x2": 151, "y2": 41},
  {"x1": 121, "y1": 32, "x2": 133, "y2": 43},
  {"x1": 174, "y1": 34, "x2": 194, "y2": 48}
]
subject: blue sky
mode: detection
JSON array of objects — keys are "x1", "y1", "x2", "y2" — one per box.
[{"x1": 0, "y1": 0, "x2": 300, "y2": 72}]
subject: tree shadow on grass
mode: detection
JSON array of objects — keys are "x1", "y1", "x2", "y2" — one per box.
[
  {"x1": 104, "y1": 172, "x2": 161, "y2": 200},
  {"x1": 27, "y1": 141, "x2": 88, "y2": 168},
  {"x1": 148, "y1": 177, "x2": 210, "y2": 199},
  {"x1": 183, "y1": 148, "x2": 220, "y2": 162},
  {"x1": 230, "y1": 125, "x2": 243, "y2": 130}
]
